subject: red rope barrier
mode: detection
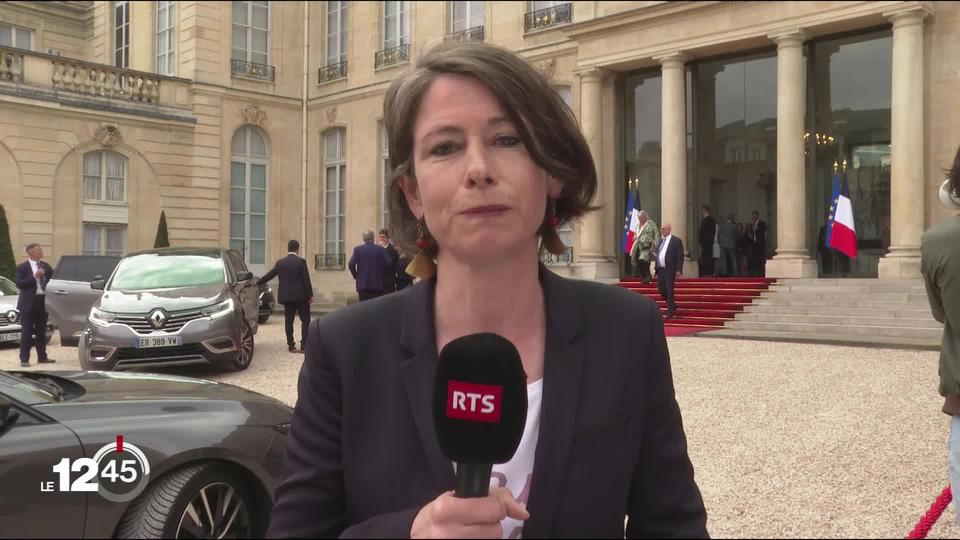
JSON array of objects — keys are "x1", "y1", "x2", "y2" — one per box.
[{"x1": 906, "y1": 486, "x2": 953, "y2": 539}]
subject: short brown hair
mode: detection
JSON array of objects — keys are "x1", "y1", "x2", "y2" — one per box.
[
  {"x1": 383, "y1": 40, "x2": 598, "y2": 257},
  {"x1": 947, "y1": 145, "x2": 960, "y2": 199}
]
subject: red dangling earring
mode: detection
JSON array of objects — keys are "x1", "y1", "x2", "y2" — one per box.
[
  {"x1": 542, "y1": 199, "x2": 566, "y2": 256},
  {"x1": 406, "y1": 218, "x2": 437, "y2": 280}
]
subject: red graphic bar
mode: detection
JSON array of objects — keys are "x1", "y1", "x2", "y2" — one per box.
[{"x1": 116, "y1": 435, "x2": 124, "y2": 453}]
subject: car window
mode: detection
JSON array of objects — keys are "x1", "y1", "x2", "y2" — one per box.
[
  {"x1": 227, "y1": 250, "x2": 247, "y2": 277},
  {"x1": 54, "y1": 256, "x2": 121, "y2": 282},
  {"x1": 0, "y1": 371, "x2": 58, "y2": 405},
  {"x1": 0, "y1": 277, "x2": 17, "y2": 296},
  {"x1": 108, "y1": 254, "x2": 227, "y2": 291}
]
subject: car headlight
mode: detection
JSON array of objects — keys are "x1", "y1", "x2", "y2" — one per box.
[
  {"x1": 201, "y1": 298, "x2": 234, "y2": 319},
  {"x1": 89, "y1": 307, "x2": 116, "y2": 327}
]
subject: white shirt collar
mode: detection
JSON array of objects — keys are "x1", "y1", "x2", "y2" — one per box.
[{"x1": 288, "y1": 252, "x2": 298, "y2": 256}]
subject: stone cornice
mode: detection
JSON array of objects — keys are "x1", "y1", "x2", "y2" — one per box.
[
  {"x1": 562, "y1": 1, "x2": 737, "y2": 42},
  {"x1": 882, "y1": 1, "x2": 935, "y2": 22}
]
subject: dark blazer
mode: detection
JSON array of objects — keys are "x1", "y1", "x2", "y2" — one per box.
[
  {"x1": 267, "y1": 265, "x2": 707, "y2": 539},
  {"x1": 15, "y1": 259, "x2": 54, "y2": 313},
  {"x1": 655, "y1": 236, "x2": 685, "y2": 277},
  {"x1": 383, "y1": 243, "x2": 400, "y2": 292},
  {"x1": 259, "y1": 254, "x2": 313, "y2": 304},
  {"x1": 348, "y1": 242, "x2": 393, "y2": 293},
  {"x1": 750, "y1": 220, "x2": 768, "y2": 249}
]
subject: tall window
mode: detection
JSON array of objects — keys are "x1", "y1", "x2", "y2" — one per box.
[
  {"x1": 451, "y1": 1, "x2": 483, "y2": 32},
  {"x1": 0, "y1": 23, "x2": 33, "y2": 50},
  {"x1": 156, "y1": 0, "x2": 175, "y2": 75},
  {"x1": 382, "y1": 1, "x2": 410, "y2": 50},
  {"x1": 326, "y1": 1, "x2": 348, "y2": 65},
  {"x1": 380, "y1": 123, "x2": 390, "y2": 230},
  {"x1": 530, "y1": 0, "x2": 563, "y2": 9},
  {"x1": 230, "y1": 126, "x2": 269, "y2": 267},
  {"x1": 553, "y1": 85, "x2": 573, "y2": 251},
  {"x1": 83, "y1": 224, "x2": 126, "y2": 257},
  {"x1": 83, "y1": 151, "x2": 127, "y2": 203},
  {"x1": 232, "y1": 1, "x2": 269, "y2": 65},
  {"x1": 114, "y1": 1, "x2": 130, "y2": 68},
  {"x1": 323, "y1": 128, "x2": 347, "y2": 256}
]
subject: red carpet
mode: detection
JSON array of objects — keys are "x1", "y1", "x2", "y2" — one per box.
[{"x1": 618, "y1": 277, "x2": 776, "y2": 330}]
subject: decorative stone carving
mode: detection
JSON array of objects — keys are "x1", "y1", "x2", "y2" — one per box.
[
  {"x1": 242, "y1": 103, "x2": 266, "y2": 126},
  {"x1": 326, "y1": 106, "x2": 338, "y2": 124},
  {"x1": 535, "y1": 58, "x2": 557, "y2": 81},
  {"x1": 93, "y1": 124, "x2": 123, "y2": 147}
]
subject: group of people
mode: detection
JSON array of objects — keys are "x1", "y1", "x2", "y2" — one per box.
[{"x1": 697, "y1": 206, "x2": 768, "y2": 278}]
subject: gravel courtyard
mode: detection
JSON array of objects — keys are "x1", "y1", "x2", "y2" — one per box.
[{"x1": 3, "y1": 320, "x2": 958, "y2": 538}]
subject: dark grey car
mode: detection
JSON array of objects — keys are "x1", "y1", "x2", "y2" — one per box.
[
  {"x1": 79, "y1": 248, "x2": 260, "y2": 372},
  {"x1": 45, "y1": 255, "x2": 122, "y2": 346},
  {"x1": 0, "y1": 367, "x2": 291, "y2": 538}
]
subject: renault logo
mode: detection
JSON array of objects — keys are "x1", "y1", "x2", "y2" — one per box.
[
  {"x1": 148, "y1": 309, "x2": 167, "y2": 329},
  {"x1": 5, "y1": 310, "x2": 16, "y2": 324}
]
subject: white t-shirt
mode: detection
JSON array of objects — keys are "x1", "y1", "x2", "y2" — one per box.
[
  {"x1": 29, "y1": 259, "x2": 45, "y2": 295},
  {"x1": 491, "y1": 378, "x2": 543, "y2": 539}
]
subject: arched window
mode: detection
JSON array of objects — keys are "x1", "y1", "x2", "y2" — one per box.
[
  {"x1": 323, "y1": 128, "x2": 346, "y2": 259},
  {"x1": 230, "y1": 126, "x2": 269, "y2": 269}
]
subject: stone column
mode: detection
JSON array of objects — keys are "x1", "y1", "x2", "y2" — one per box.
[
  {"x1": 766, "y1": 30, "x2": 818, "y2": 278},
  {"x1": 655, "y1": 52, "x2": 693, "y2": 274},
  {"x1": 879, "y1": 6, "x2": 928, "y2": 279},
  {"x1": 573, "y1": 67, "x2": 618, "y2": 279}
]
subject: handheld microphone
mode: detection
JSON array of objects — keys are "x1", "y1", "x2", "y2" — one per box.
[{"x1": 432, "y1": 333, "x2": 528, "y2": 498}]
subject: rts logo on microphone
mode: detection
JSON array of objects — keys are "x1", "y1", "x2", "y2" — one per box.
[{"x1": 446, "y1": 381, "x2": 503, "y2": 423}]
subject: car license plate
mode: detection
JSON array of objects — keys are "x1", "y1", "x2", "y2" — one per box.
[
  {"x1": 136, "y1": 336, "x2": 182, "y2": 348},
  {"x1": 0, "y1": 333, "x2": 18, "y2": 343}
]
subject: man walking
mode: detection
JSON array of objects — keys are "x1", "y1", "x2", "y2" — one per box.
[
  {"x1": 258, "y1": 240, "x2": 313, "y2": 354},
  {"x1": 654, "y1": 224, "x2": 684, "y2": 320},
  {"x1": 718, "y1": 214, "x2": 738, "y2": 277},
  {"x1": 378, "y1": 228, "x2": 400, "y2": 294},
  {"x1": 15, "y1": 243, "x2": 55, "y2": 367},
  {"x1": 348, "y1": 229, "x2": 393, "y2": 302},
  {"x1": 921, "y1": 148, "x2": 960, "y2": 523},
  {"x1": 698, "y1": 205, "x2": 718, "y2": 277},
  {"x1": 749, "y1": 210, "x2": 768, "y2": 277}
]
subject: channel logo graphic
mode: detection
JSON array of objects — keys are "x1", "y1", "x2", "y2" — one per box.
[
  {"x1": 446, "y1": 381, "x2": 503, "y2": 423},
  {"x1": 42, "y1": 435, "x2": 151, "y2": 502}
]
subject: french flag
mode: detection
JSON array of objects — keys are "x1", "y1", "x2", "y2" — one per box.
[{"x1": 829, "y1": 176, "x2": 857, "y2": 259}]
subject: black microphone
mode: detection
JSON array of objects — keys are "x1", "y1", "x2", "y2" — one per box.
[{"x1": 432, "y1": 333, "x2": 528, "y2": 498}]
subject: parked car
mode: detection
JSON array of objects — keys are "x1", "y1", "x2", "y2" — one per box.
[
  {"x1": 45, "y1": 255, "x2": 122, "y2": 346},
  {"x1": 257, "y1": 279, "x2": 276, "y2": 324},
  {"x1": 0, "y1": 276, "x2": 54, "y2": 347},
  {"x1": 79, "y1": 247, "x2": 261, "y2": 372},
  {"x1": 0, "y1": 367, "x2": 291, "y2": 538}
]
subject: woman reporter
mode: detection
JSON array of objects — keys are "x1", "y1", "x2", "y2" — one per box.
[{"x1": 267, "y1": 41, "x2": 707, "y2": 539}]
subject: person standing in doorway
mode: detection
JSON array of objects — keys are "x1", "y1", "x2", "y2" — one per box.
[
  {"x1": 629, "y1": 210, "x2": 658, "y2": 284},
  {"x1": 749, "y1": 211, "x2": 768, "y2": 277},
  {"x1": 258, "y1": 240, "x2": 314, "y2": 353},
  {"x1": 15, "y1": 243, "x2": 55, "y2": 368},
  {"x1": 378, "y1": 228, "x2": 401, "y2": 293},
  {"x1": 655, "y1": 224, "x2": 684, "y2": 319},
  {"x1": 718, "y1": 214, "x2": 738, "y2": 277},
  {"x1": 698, "y1": 206, "x2": 717, "y2": 277},
  {"x1": 348, "y1": 229, "x2": 394, "y2": 301}
]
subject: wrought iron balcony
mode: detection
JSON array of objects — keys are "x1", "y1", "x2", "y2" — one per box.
[
  {"x1": 524, "y1": 3, "x2": 573, "y2": 33},
  {"x1": 541, "y1": 246, "x2": 574, "y2": 266},
  {"x1": 375, "y1": 43, "x2": 410, "y2": 70},
  {"x1": 445, "y1": 26, "x2": 485, "y2": 42},
  {"x1": 231, "y1": 59, "x2": 275, "y2": 82},
  {"x1": 315, "y1": 253, "x2": 346, "y2": 271},
  {"x1": 318, "y1": 61, "x2": 348, "y2": 84}
]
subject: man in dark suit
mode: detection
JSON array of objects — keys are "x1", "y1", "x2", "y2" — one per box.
[
  {"x1": 655, "y1": 224, "x2": 684, "y2": 320},
  {"x1": 15, "y1": 243, "x2": 56, "y2": 367},
  {"x1": 378, "y1": 228, "x2": 400, "y2": 293},
  {"x1": 749, "y1": 211, "x2": 768, "y2": 277},
  {"x1": 258, "y1": 240, "x2": 314, "y2": 353},
  {"x1": 349, "y1": 230, "x2": 394, "y2": 302},
  {"x1": 698, "y1": 205, "x2": 717, "y2": 277}
]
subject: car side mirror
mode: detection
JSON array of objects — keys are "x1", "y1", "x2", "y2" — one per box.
[
  {"x1": 91, "y1": 276, "x2": 105, "y2": 290},
  {"x1": 237, "y1": 271, "x2": 254, "y2": 282}
]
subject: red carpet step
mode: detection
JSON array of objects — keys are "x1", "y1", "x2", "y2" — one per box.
[{"x1": 619, "y1": 277, "x2": 777, "y2": 330}]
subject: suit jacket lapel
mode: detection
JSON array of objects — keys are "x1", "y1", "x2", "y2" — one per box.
[
  {"x1": 523, "y1": 266, "x2": 586, "y2": 537},
  {"x1": 399, "y1": 278, "x2": 457, "y2": 493}
]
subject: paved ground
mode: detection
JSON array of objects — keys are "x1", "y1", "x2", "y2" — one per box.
[{"x1": 3, "y1": 320, "x2": 959, "y2": 538}]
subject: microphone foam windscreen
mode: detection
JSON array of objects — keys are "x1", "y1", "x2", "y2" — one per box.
[{"x1": 432, "y1": 333, "x2": 528, "y2": 464}]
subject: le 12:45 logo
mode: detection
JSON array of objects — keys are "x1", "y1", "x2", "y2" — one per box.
[{"x1": 43, "y1": 435, "x2": 152, "y2": 502}]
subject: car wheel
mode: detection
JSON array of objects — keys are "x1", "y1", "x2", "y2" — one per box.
[
  {"x1": 224, "y1": 321, "x2": 254, "y2": 372},
  {"x1": 114, "y1": 462, "x2": 264, "y2": 539},
  {"x1": 258, "y1": 314, "x2": 270, "y2": 324}
]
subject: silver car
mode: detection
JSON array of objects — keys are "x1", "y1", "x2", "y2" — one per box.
[
  {"x1": 79, "y1": 247, "x2": 260, "y2": 372},
  {"x1": 45, "y1": 255, "x2": 121, "y2": 346},
  {"x1": 0, "y1": 276, "x2": 54, "y2": 347}
]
